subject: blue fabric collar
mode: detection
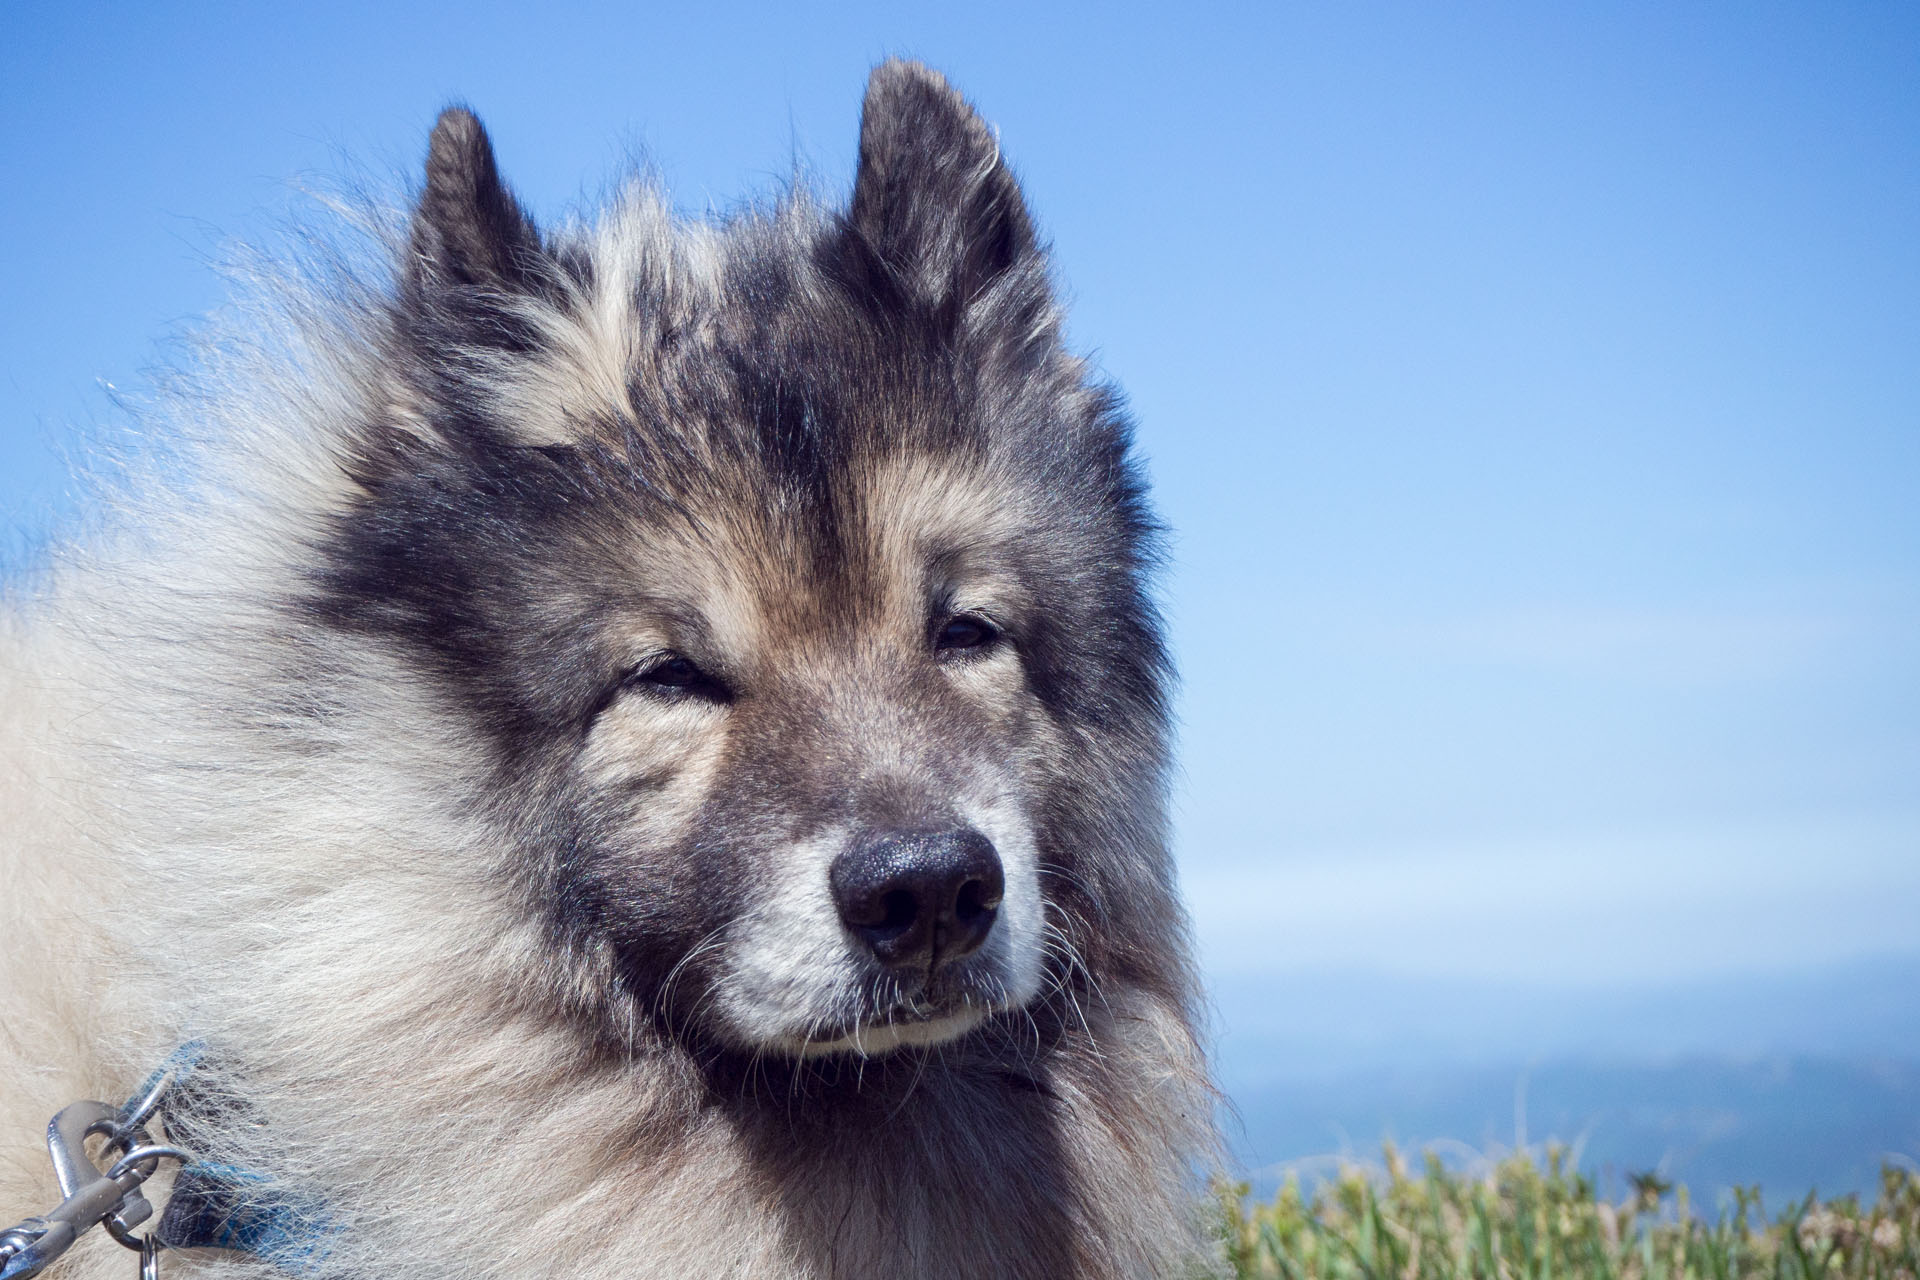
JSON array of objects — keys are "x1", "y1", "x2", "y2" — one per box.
[{"x1": 140, "y1": 1045, "x2": 338, "y2": 1274}]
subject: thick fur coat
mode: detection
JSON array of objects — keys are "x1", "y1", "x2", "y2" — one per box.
[{"x1": 0, "y1": 61, "x2": 1218, "y2": 1279}]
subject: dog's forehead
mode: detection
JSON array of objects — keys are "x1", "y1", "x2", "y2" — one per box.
[
  {"x1": 523, "y1": 202, "x2": 1054, "y2": 646},
  {"x1": 624, "y1": 449, "x2": 1029, "y2": 651}
]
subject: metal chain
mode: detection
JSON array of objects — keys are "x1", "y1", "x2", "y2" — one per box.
[{"x1": 0, "y1": 1066, "x2": 191, "y2": 1280}]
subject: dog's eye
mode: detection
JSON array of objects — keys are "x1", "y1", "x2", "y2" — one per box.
[
  {"x1": 626, "y1": 654, "x2": 728, "y2": 701},
  {"x1": 644, "y1": 657, "x2": 702, "y2": 687},
  {"x1": 935, "y1": 614, "x2": 998, "y2": 654}
]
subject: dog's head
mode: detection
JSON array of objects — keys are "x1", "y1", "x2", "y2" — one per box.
[{"x1": 313, "y1": 62, "x2": 1178, "y2": 1062}]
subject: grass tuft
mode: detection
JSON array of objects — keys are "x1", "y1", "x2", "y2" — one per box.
[{"x1": 1215, "y1": 1147, "x2": 1920, "y2": 1280}]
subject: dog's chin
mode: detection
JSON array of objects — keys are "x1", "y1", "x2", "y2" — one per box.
[{"x1": 777, "y1": 1003, "x2": 989, "y2": 1059}]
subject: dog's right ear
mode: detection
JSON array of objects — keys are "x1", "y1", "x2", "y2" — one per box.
[
  {"x1": 407, "y1": 107, "x2": 546, "y2": 297},
  {"x1": 382, "y1": 109, "x2": 564, "y2": 457}
]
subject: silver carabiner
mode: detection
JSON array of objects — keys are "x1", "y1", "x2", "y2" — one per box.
[
  {"x1": 0, "y1": 1057, "x2": 197, "y2": 1280},
  {"x1": 0, "y1": 1103, "x2": 188, "y2": 1279}
]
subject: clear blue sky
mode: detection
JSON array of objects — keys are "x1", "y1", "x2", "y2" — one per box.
[{"x1": 6, "y1": 3, "x2": 1918, "y2": 1008}]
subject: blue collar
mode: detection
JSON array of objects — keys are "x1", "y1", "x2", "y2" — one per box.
[{"x1": 141, "y1": 1045, "x2": 338, "y2": 1274}]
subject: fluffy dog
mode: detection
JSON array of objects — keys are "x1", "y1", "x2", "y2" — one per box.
[{"x1": 0, "y1": 60, "x2": 1217, "y2": 1279}]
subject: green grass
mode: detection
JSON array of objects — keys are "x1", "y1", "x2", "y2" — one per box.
[{"x1": 1215, "y1": 1148, "x2": 1920, "y2": 1280}]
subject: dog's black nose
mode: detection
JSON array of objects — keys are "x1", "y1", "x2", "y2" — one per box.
[{"x1": 830, "y1": 828, "x2": 1004, "y2": 971}]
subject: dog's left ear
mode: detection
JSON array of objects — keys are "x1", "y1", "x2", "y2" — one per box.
[
  {"x1": 408, "y1": 107, "x2": 546, "y2": 297},
  {"x1": 849, "y1": 60, "x2": 1040, "y2": 308}
]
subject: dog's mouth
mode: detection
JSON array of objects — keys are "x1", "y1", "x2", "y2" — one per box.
[
  {"x1": 787, "y1": 1001, "x2": 991, "y2": 1058},
  {"x1": 776, "y1": 972, "x2": 1011, "y2": 1058}
]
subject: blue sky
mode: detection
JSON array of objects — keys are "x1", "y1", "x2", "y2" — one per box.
[{"x1": 5, "y1": 4, "x2": 1918, "y2": 1022}]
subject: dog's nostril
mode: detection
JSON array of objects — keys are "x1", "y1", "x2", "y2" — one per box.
[
  {"x1": 953, "y1": 877, "x2": 997, "y2": 923},
  {"x1": 877, "y1": 889, "x2": 919, "y2": 934},
  {"x1": 830, "y1": 827, "x2": 1005, "y2": 971}
]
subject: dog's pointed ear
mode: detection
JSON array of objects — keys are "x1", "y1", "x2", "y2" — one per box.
[
  {"x1": 849, "y1": 60, "x2": 1039, "y2": 306},
  {"x1": 408, "y1": 107, "x2": 545, "y2": 294}
]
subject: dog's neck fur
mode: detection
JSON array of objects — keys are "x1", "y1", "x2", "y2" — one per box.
[{"x1": 166, "y1": 929, "x2": 1210, "y2": 1279}]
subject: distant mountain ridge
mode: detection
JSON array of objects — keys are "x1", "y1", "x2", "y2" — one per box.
[
  {"x1": 1211, "y1": 953, "x2": 1920, "y2": 1202},
  {"x1": 1226, "y1": 1054, "x2": 1920, "y2": 1204}
]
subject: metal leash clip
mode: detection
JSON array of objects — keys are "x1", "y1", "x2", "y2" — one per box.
[{"x1": 0, "y1": 1064, "x2": 191, "y2": 1280}]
